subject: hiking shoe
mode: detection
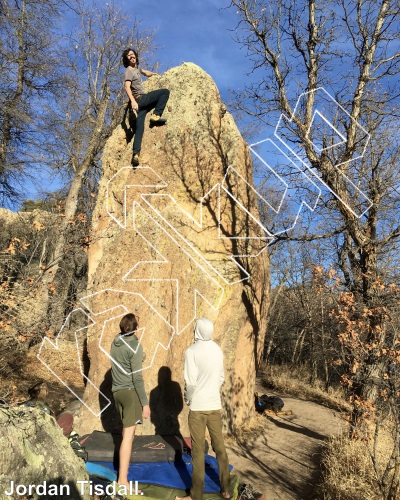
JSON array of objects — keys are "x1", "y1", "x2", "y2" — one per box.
[
  {"x1": 149, "y1": 114, "x2": 167, "y2": 125},
  {"x1": 69, "y1": 440, "x2": 88, "y2": 461},
  {"x1": 131, "y1": 154, "x2": 140, "y2": 167},
  {"x1": 68, "y1": 431, "x2": 80, "y2": 443},
  {"x1": 238, "y1": 483, "x2": 264, "y2": 500}
]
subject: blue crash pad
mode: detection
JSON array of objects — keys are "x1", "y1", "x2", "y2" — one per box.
[
  {"x1": 86, "y1": 462, "x2": 117, "y2": 482},
  {"x1": 94, "y1": 454, "x2": 233, "y2": 493}
]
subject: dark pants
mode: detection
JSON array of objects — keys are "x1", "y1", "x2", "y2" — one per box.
[
  {"x1": 133, "y1": 88, "x2": 170, "y2": 155},
  {"x1": 188, "y1": 410, "x2": 230, "y2": 500}
]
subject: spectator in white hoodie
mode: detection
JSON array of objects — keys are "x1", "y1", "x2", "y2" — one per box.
[{"x1": 176, "y1": 317, "x2": 231, "y2": 500}]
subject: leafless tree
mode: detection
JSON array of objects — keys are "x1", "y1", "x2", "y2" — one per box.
[
  {"x1": 0, "y1": 0, "x2": 63, "y2": 202},
  {"x1": 0, "y1": 0, "x2": 158, "y2": 337},
  {"x1": 230, "y1": 1, "x2": 400, "y2": 495},
  {"x1": 231, "y1": 0, "x2": 400, "y2": 411},
  {"x1": 265, "y1": 243, "x2": 341, "y2": 386}
]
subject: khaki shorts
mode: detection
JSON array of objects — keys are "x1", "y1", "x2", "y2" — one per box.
[{"x1": 113, "y1": 388, "x2": 142, "y2": 428}]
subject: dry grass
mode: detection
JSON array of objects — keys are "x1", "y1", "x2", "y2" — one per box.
[
  {"x1": 0, "y1": 340, "x2": 85, "y2": 414},
  {"x1": 259, "y1": 363, "x2": 350, "y2": 412},
  {"x1": 25, "y1": 339, "x2": 85, "y2": 383},
  {"x1": 259, "y1": 364, "x2": 399, "y2": 499},
  {"x1": 319, "y1": 427, "x2": 396, "y2": 500}
]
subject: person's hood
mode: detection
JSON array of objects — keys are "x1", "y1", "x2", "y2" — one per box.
[
  {"x1": 194, "y1": 317, "x2": 214, "y2": 341},
  {"x1": 113, "y1": 333, "x2": 136, "y2": 347}
]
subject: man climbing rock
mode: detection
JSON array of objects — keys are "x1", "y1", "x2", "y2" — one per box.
[{"x1": 122, "y1": 48, "x2": 170, "y2": 167}]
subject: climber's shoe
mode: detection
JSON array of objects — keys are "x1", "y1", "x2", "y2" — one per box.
[
  {"x1": 131, "y1": 154, "x2": 140, "y2": 167},
  {"x1": 149, "y1": 114, "x2": 167, "y2": 126}
]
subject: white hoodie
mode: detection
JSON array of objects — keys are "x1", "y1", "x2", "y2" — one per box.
[{"x1": 184, "y1": 318, "x2": 225, "y2": 411}]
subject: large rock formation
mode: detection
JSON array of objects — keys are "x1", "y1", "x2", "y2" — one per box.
[
  {"x1": 75, "y1": 63, "x2": 269, "y2": 436},
  {"x1": 0, "y1": 407, "x2": 89, "y2": 500}
]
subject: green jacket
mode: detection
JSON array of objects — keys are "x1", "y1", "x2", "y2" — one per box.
[{"x1": 110, "y1": 333, "x2": 148, "y2": 406}]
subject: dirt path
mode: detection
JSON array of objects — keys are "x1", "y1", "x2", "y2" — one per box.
[{"x1": 225, "y1": 383, "x2": 344, "y2": 499}]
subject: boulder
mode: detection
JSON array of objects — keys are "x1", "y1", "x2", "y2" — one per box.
[
  {"x1": 0, "y1": 406, "x2": 89, "y2": 499},
  {"x1": 75, "y1": 63, "x2": 269, "y2": 436}
]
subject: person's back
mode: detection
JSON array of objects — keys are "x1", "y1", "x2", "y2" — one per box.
[
  {"x1": 184, "y1": 335, "x2": 224, "y2": 411},
  {"x1": 110, "y1": 313, "x2": 150, "y2": 494},
  {"x1": 110, "y1": 332, "x2": 144, "y2": 394},
  {"x1": 177, "y1": 318, "x2": 230, "y2": 500}
]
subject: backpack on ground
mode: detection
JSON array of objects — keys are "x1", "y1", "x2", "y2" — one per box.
[{"x1": 254, "y1": 392, "x2": 284, "y2": 413}]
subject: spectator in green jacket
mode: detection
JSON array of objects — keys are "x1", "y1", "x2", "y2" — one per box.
[{"x1": 110, "y1": 313, "x2": 150, "y2": 492}]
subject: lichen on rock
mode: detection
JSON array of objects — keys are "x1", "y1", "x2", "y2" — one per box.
[{"x1": 0, "y1": 406, "x2": 89, "y2": 499}]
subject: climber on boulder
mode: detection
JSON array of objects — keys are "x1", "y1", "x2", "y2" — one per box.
[{"x1": 122, "y1": 48, "x2": 170, "y2": 167}]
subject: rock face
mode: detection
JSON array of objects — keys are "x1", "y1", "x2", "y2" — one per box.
[
  {"x1": 0, "y1": 407, "x2": 89, "y2": 500},
  {"x1": 75, "y1": 63, "x2": 269, "y2": 436}
]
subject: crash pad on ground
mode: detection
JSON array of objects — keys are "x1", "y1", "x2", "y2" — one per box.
[
  {"x1": 85, "y1": 462, "x2": 117, "y2": 482},
  {"x1": 137, "y1": 474, "x2": 239, "y2": 499},
  {"x1": 95, "y1": 453, "x2": 234, "y2": 493},
  {"x1": 83, "y1": 431, "x2": 183, "y2": 462},
  {"x1": 91, "y1": 474, "x2": 240, "y2": 500}
]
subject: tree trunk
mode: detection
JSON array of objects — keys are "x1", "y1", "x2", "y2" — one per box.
[{"x1": 39, "y1": 93, "x2": 111, "y2": 334}]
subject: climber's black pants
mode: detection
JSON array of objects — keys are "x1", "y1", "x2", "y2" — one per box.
[{"x1": 133, "y1": 89, "x2": 170, "y2": 155}]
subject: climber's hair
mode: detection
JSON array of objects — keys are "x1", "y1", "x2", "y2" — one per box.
[
  {"x1": 122, "y1": 48, "x2": 139, "y2": 68},
  {"x1": 120, "y1": 313, "x2": 138, "y2": 335}
]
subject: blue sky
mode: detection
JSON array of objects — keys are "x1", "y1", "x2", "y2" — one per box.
[
  {"x1": 15, "y1": 0, "x2": 254, "y2": 207},
  {"x1": 120, "y1": 0, "x2": 252, "y2": 101}
]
